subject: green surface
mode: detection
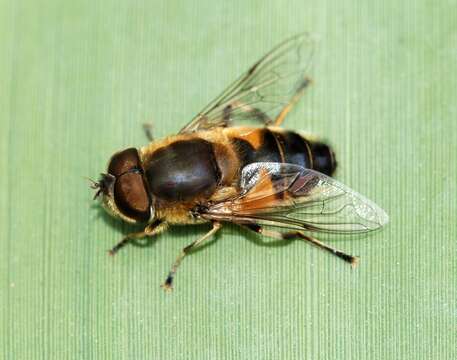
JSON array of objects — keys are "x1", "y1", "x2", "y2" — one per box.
[{"x1": 1, "y1": 1, "x2": 456, "y2": 359}]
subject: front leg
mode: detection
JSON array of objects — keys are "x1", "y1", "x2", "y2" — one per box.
[
  {"x1": 108, "y1": 220, "x2": 168, "y2": 255},
  {"x1": 142, "y1": 122, "x2": 154, "y2": 141}
]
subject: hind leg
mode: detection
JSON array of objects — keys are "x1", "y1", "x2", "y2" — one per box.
[{"x1": 242, "y1": 223, "x2": 358, "y2": 267}]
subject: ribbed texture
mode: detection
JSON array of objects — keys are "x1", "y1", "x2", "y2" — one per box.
[{"x1": 1, "y1": 1, "x2": 455, "y2": 359}]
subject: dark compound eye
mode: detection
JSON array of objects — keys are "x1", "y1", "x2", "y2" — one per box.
[
  {"x1": 114, "y1": 172, "x2": 151, "y2": 222},
  {"x1": 108, "y1": 148, "x2": 142, "y2": 177}
]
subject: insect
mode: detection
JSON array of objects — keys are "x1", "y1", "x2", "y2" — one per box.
[{"x1": 91, "y1": 33, "x2": 388, "y2": 291}]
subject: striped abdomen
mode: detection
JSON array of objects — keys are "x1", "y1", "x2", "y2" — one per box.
[
  {"x1": 141, "y1": 127, "x2": 336, "y2": 203},
  {"x1": 226, "y1": 127, "x2": 337, "y2": 176}
]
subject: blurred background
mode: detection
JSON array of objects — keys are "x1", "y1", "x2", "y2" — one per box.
[{"x1": 0, "y1": 1, "x2": 455, "y2": 359}]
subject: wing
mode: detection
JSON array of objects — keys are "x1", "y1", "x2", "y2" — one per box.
[
  {"x1": 201, "y1": 162, "x2": 389, "y2": 234},
  {"x1": 179, "y1": 33, "x2": 315, "y2": 133}
]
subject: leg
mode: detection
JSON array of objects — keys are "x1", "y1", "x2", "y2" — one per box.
[
  {"x1": 161, "y1": 222, "x2": 221, "y2": 291},
  {"x1": 273, "y1": 77, "x2": 312, "y2": 126},
  {"x1": 108, "y1": 220, "x2": 168, "y2": 255},
  {"x1": 243, "y1": 223, "x2": 358, "y2": 267},
  {"x1": 143, "y1": 123, "x2": 154, "y2": 141},
  {"x1": 223, "y1": 101, "x2": 272, "y2": 126}
]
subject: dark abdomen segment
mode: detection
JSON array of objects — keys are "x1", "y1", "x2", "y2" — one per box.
[{"x1": 230, "y1": 128, "x2": 337, "y2": 176}]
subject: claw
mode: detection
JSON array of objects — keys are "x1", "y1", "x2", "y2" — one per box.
[
  {"x1": 160, "y1": 282, "x2": 174, "y2": 293},
  {"x1": 161, "y1": 275, "x2": 174, "y2": 292},
  {"x1": 350, "y1": 256, "x2": 360, "y2": 269}
]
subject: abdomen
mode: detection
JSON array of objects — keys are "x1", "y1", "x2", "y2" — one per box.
[
  {"x1": 226, "y1": 127, "x2": 337, "y2": 176},
  {"x1": 141, "y1": 127, "x2": 336, "y2": 205}
]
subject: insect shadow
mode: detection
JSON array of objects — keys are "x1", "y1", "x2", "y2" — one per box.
[
  {"x1": 91, "y1": 203, "x2": 292, "y2": 253},
  {"x1": 90, "y1": 203, "x2": 217, "y2": 252},
  {"x1": 90, "y1": 204, "x2": 158, "y2": 249}
]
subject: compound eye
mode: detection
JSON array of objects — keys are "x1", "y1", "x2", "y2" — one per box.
[
  {"x1": 114, "y1": 172, "x2": 151, "y2": 222},
  {"x1": 108, "y1": 148, "x2": 141, "y2": 176}
]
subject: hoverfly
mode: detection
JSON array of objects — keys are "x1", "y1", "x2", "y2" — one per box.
[{"x1": 91, "y1": 33, "x2": 389, "y2": 291}]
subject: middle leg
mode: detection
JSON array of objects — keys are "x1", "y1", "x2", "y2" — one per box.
[
  {"x1": 161, "y1": 221, "x2": 222, "y2": 291},
  {"x1": 223, "y1": 101, "x2": 272, "y2": 126}
]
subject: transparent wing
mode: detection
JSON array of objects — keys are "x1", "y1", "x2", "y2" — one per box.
[
  {"x1": 179, "y1": 33, "x2": 315, "y2": 133},
  {"x1": 203, "y1": 162, "x2": 389, "y2": 234}
]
